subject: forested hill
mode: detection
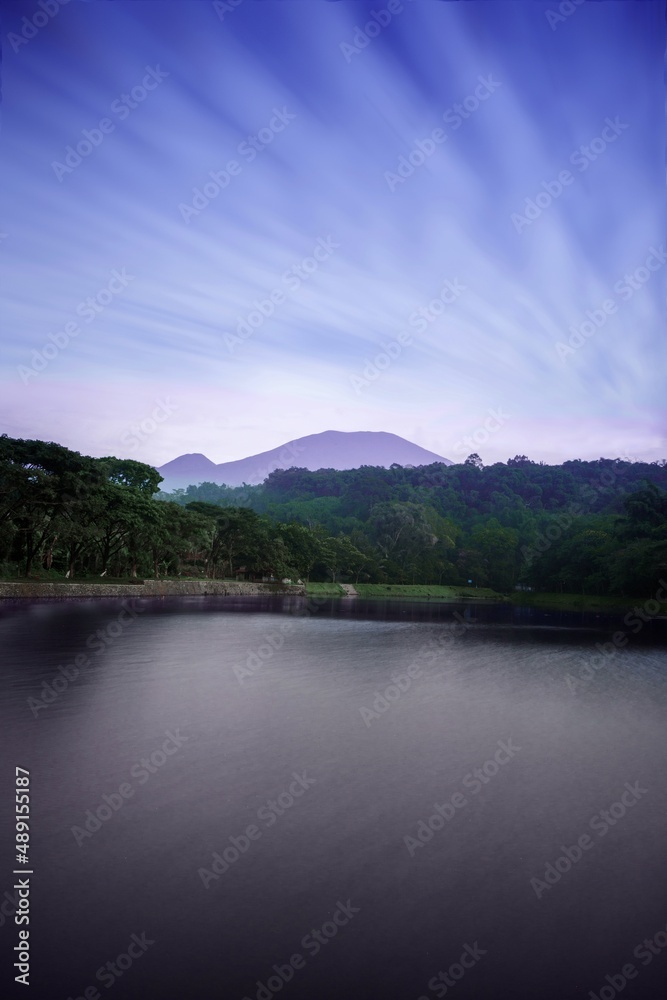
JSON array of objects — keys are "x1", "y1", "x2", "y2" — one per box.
[
  {"x1": 2, "y1": 434, "x2": 666, "y2": 597},
  {"x1": 164, "y1": 455, "x2": 667, "y2": 519},
  {"x1": 161, "y1": 455, "x2": 667, "y2": 595}
]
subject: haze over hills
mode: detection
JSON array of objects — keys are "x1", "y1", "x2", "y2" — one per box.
[{"x1": 157, "y1": 431, "x2": 452, "y2": 491}]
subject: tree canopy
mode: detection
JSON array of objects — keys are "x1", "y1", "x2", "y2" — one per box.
[{"x1": 2, "y1": 434, "x2": 666, "y2": 595}]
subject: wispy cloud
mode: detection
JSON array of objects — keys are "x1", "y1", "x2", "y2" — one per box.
[{"x1": 0, "y1": 1, "x2": 663, "y2": 465}]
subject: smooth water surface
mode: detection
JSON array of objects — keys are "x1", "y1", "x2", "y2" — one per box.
[{"x1": 2, "y1": 597, "x2": 667, "y2": 1000}]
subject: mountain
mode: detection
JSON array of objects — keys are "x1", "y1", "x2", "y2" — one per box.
[{"x1": 156, "y1": 431, "x2": 452, "y2": 491}]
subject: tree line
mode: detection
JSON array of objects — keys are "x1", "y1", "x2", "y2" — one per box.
[
  {"x1": 1, "y1": 434, "x2": 666, "y2": 596},
  {"x1": 161, "y1": 453, "x2": 667, "y2": 595},
  {"x1": 0, "y1": 435, "x2": 363, "y2": 583}
]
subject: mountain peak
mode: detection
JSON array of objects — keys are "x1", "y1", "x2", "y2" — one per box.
[{"x1": 157, "y1": 430, "x2": 451, "y2": 491}]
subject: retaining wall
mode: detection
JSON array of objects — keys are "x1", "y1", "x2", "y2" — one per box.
[{"x1": 0, "y1": 580, "x2": 306, "y2": 600}]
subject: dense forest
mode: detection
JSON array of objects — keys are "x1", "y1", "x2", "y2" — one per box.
[{"x1": 2, "y1": 434, "x2": 667, "y2": 597}]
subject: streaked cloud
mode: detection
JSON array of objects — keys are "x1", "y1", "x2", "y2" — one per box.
[{"x1": 1, "y1": 0, "x2": 663, "y2": 466}]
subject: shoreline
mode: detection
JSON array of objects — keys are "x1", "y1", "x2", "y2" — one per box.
[
  {"x1": 0, "y1": 580, "x2": 306, "y2": 601},
  {"x1": 0, "y1": 580, "x2": 664, "y2": 620}
]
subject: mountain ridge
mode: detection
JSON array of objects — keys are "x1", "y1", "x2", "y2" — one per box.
[{"x1": 157, "y1": 430, "x2": 452, "y2": 490}]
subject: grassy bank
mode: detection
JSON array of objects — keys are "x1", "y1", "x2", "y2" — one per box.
[
  {"x1": 305, "y1": 583, "x2": 503, "y2": 600},
  {"x1": 305, "y1": 582, "x2": 346, "y2": 597},
  {"x1": 304, "y1": 583, "x2": 667, "y2": 615},
  {"x1": 355, "y1": 583, "x2": 503, "y2": 599},
  {"x1": 356, "y1": 583, "x2": 502, "y2": 601}
]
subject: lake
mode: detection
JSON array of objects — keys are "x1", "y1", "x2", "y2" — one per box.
[{"x1": 2, "y1": 596, "x2": 667, "y2": 999}]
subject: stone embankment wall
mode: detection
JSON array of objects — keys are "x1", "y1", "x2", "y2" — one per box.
[{"x1": 0, "y1": 580, "x2": 306, "y2": 600}]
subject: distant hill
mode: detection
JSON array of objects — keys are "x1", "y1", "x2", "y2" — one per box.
[{"x1": 157, "y1": 430, "x2": 452, "y2": 490}]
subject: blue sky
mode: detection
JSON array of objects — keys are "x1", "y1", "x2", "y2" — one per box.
[{"x1": 1, "y1": 0, "x2": 665, "y2": 467}]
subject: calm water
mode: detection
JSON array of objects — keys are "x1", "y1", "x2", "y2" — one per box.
[{"x1": 2, "y1": 597, "x2": 667, "y2": 1000}]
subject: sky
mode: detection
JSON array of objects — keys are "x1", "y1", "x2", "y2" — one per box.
[{"x1": 1, "y1": 0, "x2": 665, "y2": 469}]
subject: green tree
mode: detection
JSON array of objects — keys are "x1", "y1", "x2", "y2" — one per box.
[
  {"x1": 467, "y1": 519, "x2": 519, "y2": 591},
  {"x1": 275, "y1": 523, "x2": 323, "y2": 581}
]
